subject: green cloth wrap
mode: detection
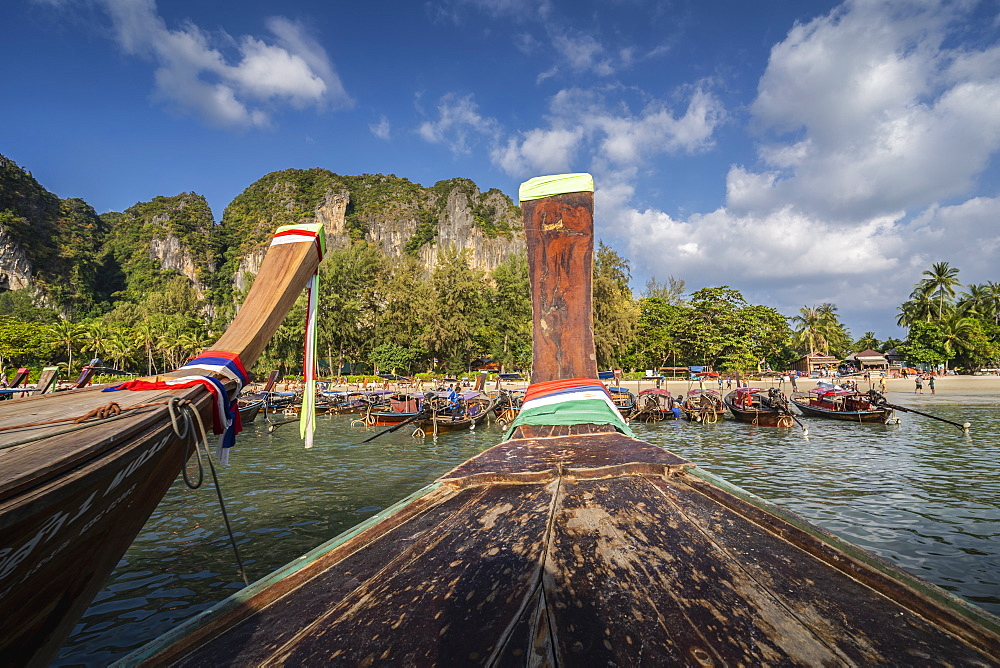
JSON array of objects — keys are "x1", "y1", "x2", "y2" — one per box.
[
  {"x1": 518, "y1": 173, "x2": 594, "y2": 202},
  {"x1": 504, "y1": 397, "x2": 635, "y2": 440}
]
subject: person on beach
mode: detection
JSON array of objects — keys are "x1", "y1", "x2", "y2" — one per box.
[
  {"x1": 790, "y1": 374, "x2": 798, "y2": 391},
  {"x1": 879, "y1": 375, "x2": 886, "y2": 392},
  {"x1": 928, "y1": 376, "x2": 935, "y2": 395},
  {"x1": 915, "y1": 376, "x2": 923, "y2": 394}
]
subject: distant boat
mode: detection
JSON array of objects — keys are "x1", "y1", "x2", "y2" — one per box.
[
  {"x1": 790, "y1": 386, "x2": 898, "y2": 423},
  {"x1": 237, "y1": 396, "x2": 265, "y2": 424},
  {"x1": 0, "y1": 223, "x2": 325, "y2": 666},
  {"x1": 608, "y1": 385, "x2": 637, "y2": 418},
  {"x1": 681, "y1": 388, "x2": 725, "y2": 423},
  {"x1": 724, "y1": 387, "x2": 796, "y2": 427},
  {"x1": 632, "y1": 387, "x2": 672, "y2": 422}
]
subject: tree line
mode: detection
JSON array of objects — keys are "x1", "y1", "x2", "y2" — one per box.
[{"x1": 2, "y1": 249, "x2": 998, "y2": 381}]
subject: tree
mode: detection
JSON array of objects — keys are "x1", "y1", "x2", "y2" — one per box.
[
  {"x1": 369, "y1": 343, "x2": 423, "y2": 375},
  {"x1": 642, "y1": 276, "x2": 686, "y2": 305},
  {"x1": 2, "y1": 317, "x2": 46, "y2": 372},
  {"x1": 897, "y1": 321, "x2": 947, "y2": 367},
  {"x1": 592, "y1": 242, "x2": 638, "y2": 369},
  {"x1": 919, "y1": 261, "x2": 961, "y2": 321},
  {"x1": 46, "y1": 319, "x2": 85, "y2": 374},
  {"x1": 319, "y1": 242, "x2": 386, "y2": 376},
  {"x1": 486, "y1": 252, "x2": 532, "y2": 372},
  {"x1": 958, "y1": 283, "x2": 994, "y2": 322},
  {"x1": 419, "y1": 246, "x2": 486, "y2": 372},
  {"x1": 853, "y1": 332, "x2": 881, "y2": 352},
  {"x1": 790, "y1": 303, "x2": 850, "y2": 356}
]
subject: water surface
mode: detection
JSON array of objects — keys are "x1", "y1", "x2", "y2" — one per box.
[{"x1": 56, "y1": 392, "x2": 1000, "y2": 665}]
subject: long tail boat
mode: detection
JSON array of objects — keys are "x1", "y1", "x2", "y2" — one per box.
[
  {"x1": 681, "y1": 388, "x2": 725, "y2": 423},
  {"x1": 724, "y1": 386, "x2": 796, "y2": 427},
  {"x1": 414, "y1": 392, "x2": 496, "y2": 435},
  {"x1": 790, "y1": 387, "x2": 898, "y2": 423},
  {"x1": 632, "y1": 387, "x2": 672, "y2": 422},
  {"x1": 0, "y1": 223, "x2": 326, "y2": 667},
  {"x1": 119, "y1": 174, "x2": 1000, "y2": 666}
]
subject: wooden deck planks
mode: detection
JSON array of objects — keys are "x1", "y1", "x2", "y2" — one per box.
[
  {"x1": 659, "y1": 473, "x2": 1000, "y2": 662},
  {"x1": 441, "y1": 430, "x2": 689, "y2": 483},
  {"x1": 127, "y1": 434, "x2": 1000, "y2": 667},
  {"x1": 168, "y1": 482, "x2": 557, "y2": 666},
  {"x1": 0, "y1": 385, "x2": 207, "y2": 504}
]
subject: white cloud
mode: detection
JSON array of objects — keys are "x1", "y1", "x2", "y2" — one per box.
[
  {"x1": 740, "y1": 0, "x2": 1000, "y2": 219},
  {"x1": 596, "y1": 0, "x2": 1000, "y2": 334},
  {"x1": 91, "y1": 0, "x2": 351, "y2": 127},
  {"x1": 491, "y1": 84, "x2": 724, "y2": 178},
  {"x1": 370, "y1": 115, "x2": 391, "y2": 140},
  {"x1": 417, "y1": 93, "x2": 500, "y2": 154}
]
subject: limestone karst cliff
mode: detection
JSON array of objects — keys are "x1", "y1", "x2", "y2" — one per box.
[{"x1": 0, "y1": 156, "x2": 525, "y2": 315}]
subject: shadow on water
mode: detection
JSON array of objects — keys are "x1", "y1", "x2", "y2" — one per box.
[{"x1": 55, "y1": 398, "x2": 1000, "y2": 665}]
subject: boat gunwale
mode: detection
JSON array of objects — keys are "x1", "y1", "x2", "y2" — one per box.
[{"x1": 684, "y1": 466, "x2": 1000, "y2": 647}]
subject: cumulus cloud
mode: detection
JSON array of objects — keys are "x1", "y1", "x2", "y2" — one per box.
[
  {"x1": 597, "y1": 0, "x2": 1000, "y2": 333},
  {"x1": 417, "y1": 93, "x2": 501, "y2": 154},
  {"x1": 93, "y1": 0, "x2": 351, "y2": 127},
  {"x1": 491, "y1": 84, "x2": 724, "y2": 178}
]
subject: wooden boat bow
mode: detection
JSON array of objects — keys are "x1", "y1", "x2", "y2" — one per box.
[{"x1": 0, "y1": 223, "x2": 324, "y2": 666}]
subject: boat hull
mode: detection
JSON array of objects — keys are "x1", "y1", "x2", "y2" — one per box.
[
  {"x1": 0, "y1": 386, "x2": 211, "y2": 667},
  {"x1": 791, "y1": 398, "x2": 893, "y2": 423},
  {"x1": 724, "y1": 400, "x2": 794, "y2": 427}
]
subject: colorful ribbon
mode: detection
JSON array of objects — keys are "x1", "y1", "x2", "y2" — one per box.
[
  {"x1": 504, "y1": 377, "x2": 635, "y2": 439},
  {"x1": 270, "y1": 222, "x2": 325, "y2": 449},
  {"x1": 103, "y1": 350, "x2": 248, "y2": 464}
]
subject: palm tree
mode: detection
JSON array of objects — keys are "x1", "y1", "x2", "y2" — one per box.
[
  {"x1": 938, "y1": 312, "x2": 978, "y2": 372},
  {"x1": 46, "y1": 320, "x2": 85, "y2": 374},
  {"x1": 897, "y1": 283, "x2": 938, "y2": 327},
  {"x1": 104, "y1": 330, "x2": 135, "y2": 373},
  {"x1": 134, "y1": 322, "x2": 158, "y2": 375},
  {"x1": 854, "y1": 332, "x2": 880, "y2": 351},
  {"x1": 958, "y1": 283, "x2": 993, "y2": 321},
  {"x1": 919, "y1": 261, "x2": 961, "y2": 320},
  {"x1": 82, "y1": 322, "x2": 109, "y2": 366},
  {"x1": 986, "y1": 281, "x2": 1000, "y2": 325}
]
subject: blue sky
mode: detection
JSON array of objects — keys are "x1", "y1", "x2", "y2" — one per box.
[{"x1": 3, "y1": 0, "x2": 1000, "y2": 339}]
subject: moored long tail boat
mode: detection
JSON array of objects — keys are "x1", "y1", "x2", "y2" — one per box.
[
  {"x1": 724, "y1": 386, "x2": 796, "y2": 427},
  {"x1": 0, "y1": 223, "x2": 326, "y2": 667},
  {"x1": 120, "y1": 175, "x2": 1000, "y2": 666},
  {"x1": 791, "y1": 387, "x2": 898, "y2": 423}
]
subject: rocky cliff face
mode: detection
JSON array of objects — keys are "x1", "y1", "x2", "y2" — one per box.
[
  {"x1": 418, "y1": 187, "x2": 523, "y2": 273},
  {"x1": 0, "y1": 224, "x2": 32, "y2": 292},
  {"x1": 148, "y1": 231, "x2": 214, "y2": 300},
  {"x1": 226, "y1": 169, "x2": 525, "y2": 292},
  {"x1": 1, "y1": 156, "x2": 525, "y2": 315}
]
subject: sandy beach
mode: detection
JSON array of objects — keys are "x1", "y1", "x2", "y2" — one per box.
[{"x1": 618, "y1": 374, "x2": 1000, "y2": 402}]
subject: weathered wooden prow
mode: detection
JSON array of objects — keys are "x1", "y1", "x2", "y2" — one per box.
[{"x1": 521, "y1": 173, "x2": 597, "y2": 384}]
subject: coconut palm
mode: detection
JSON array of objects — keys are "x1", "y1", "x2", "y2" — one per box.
[
  {"x1": 897, "y1": 282, "x2": 939, "y2": 328},
  {"x1": 958, "y1": 283, "x2": 993, "y2": 321},
  {"x1": 854, "y1": 332, "x2": 880, "y2": 352},
  {"x1": 46, "y1": 320, "x2": 85, "y2": 374},
  {"x1": 104, "y1": 330, "x2": 135, "y2": 373},
  {"x1": 134, "y1": 322, "x2": 158, "y2": 375},
  {"x1": 919, "y1": 262, "x2": 961, "y2": 320},
  {"x1": 938, "y1": 312, "x2": 978, "y2": 372},
  {"x1": 790, "y1": 304, "x2": 849, "y2": 355}
]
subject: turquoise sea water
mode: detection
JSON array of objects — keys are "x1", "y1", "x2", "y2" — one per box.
[{"x1": 55, "y1": 390, "x2": 1000, "y2": 665}]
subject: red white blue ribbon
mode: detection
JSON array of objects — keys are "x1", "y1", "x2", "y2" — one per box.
[{"x1": 103, "y1": 350, "x2": 248, "y2": 464}]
